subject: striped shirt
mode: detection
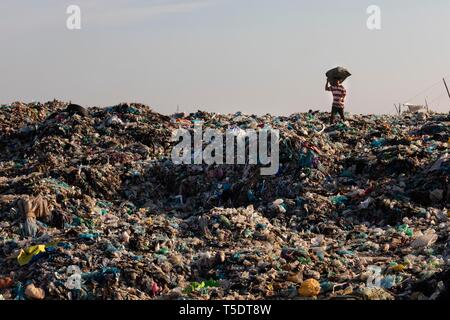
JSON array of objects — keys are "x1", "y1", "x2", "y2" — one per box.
[{"x1": 331, "y1": 85, "x2": 346, "y2": 108}]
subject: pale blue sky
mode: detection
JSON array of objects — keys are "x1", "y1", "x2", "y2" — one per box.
[{"x1": 1, "y1": 0, "x2": 449, "y2": 114}]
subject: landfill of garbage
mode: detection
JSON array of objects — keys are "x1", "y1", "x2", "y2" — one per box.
[{"x1": 0, "y1": 101, "x2": 448, "y2": 300}]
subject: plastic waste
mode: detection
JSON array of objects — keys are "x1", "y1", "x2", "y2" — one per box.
[
  {"x1": 298, "y1": 279, "x2": 321, "y2": 297},
  {"x1": 25, "y1": 284, "x2": 45, "y2": 300},
  {"x1": 0, "y1": 101, "x2": 448, "y2": 301},
  {"x1": 17, "y1": 245, "x2": 46, "y2": 266},
  {"x1": 410, "y1": 229, "x2": 438, "y2": 249}
]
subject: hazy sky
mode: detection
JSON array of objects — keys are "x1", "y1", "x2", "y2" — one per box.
[{"x1": 1, "y1": 0, "x2": 450, "y2": 115}]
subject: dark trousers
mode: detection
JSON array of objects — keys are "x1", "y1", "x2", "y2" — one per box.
[{"x1": 330, "y1": 106, "x2": 345, "y2": 124}]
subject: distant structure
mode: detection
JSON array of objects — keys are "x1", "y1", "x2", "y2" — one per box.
[
  {"x1": 394, "y1": 77, "x2": 450, "y2": 115},
  {"x1": 404, "y1": 103, "x2": 429, "y2": 113},
  {"x1": 394, "y1": 102, "x2": 429, "y2": 115}
]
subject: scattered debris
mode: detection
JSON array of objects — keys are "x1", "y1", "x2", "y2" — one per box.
[{"x1": 0, "y1": 101, "x2": 448, "y2": 300}]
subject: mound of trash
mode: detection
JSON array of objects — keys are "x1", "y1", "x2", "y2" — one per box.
[{"x1": 0, "y1": 101, "x2": 448, "y2": 300}]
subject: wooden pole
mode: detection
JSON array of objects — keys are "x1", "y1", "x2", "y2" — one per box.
[{"x1": 444, "y1": 78, "x2": 450, "y2": 100}]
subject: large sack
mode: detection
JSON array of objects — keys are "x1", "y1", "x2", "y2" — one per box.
[{"x1": 326, "y1": 67, "x2": 351, "y2": 83}]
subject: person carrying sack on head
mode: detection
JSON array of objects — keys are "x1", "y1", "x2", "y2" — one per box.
[{"x1": 325, "y1": 79, "x2": 347, "y2": 124}]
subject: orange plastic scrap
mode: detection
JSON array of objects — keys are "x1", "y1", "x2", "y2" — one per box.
[
  {"x1": 175, "y1": 118, "x2": 192, "y2": 126},
  {"x1": 302, "y1": 142, "x2": 322, "y2": 156},
  {"x1": 25, "y1": 283, "x2": 45, "y2": 300},
  {"x1": 0, "y1": 277, "x2": 14, "y2": 289},
  {"x1": 298, "y1": 279, "x2": 321, "y2": 297}
]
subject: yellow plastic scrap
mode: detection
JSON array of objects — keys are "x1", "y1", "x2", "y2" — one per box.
[
  {"x1": 17, "y1": 244, "x2": 46, "y2": 266},
  {"x1": 391, "y1": 264, "x2": 407, "y2": 272},
  {"x1": 298, "y1": 278, "x2": 321, "y2": 297}
]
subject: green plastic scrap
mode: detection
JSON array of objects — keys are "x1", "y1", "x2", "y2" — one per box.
[
  {"x1": 340, "y1": 169, "x2": 353, "y2": 178},
  {"x1": 72, "y1": 216, "x2": 94, "y2": 228},
  {"x1": 231, "y1": 252, "x2": 241, "y2": 260},
  {"x1": 96, "y1": 201, "x2": 113, "y2": 208},
  {"x1": 297, "y1": 256, "x2": 312, "y2": 265},
  {"x1": 336, "y1": 249, "x2": 354, "y2": 256},
  {"x1": 243, "y1": 229, "x2": 253, "y2": 238},
  {"x1": 330, "y1": 195, "x2": 348, "y2": 205},
  {"x1": 219, "y1": 215, "x2": 232, "y2": 228},
  {"x1": 397, "y1": 224, "x2": 414, "y2": 237},
  {"x1": 44, "y1": 178, "x2": 70, "y2": 190},
  {"x1": 126, "y1": 107, "x2": 141, "y2": 115},
  {"x1": 184, "y1": 279, "x2": 220, "y2": 294},
  {"x1": 15, "y1": 162, "x2": 25, "y2": 169},
  {"x1": 298, "y1": 150, "x2": 316, "y2": 168},
  {"x1": 156, "y1": 247, "x2": 169, "y2": 255}
]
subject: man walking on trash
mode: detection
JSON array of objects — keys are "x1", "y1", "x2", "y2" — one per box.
[{"x1": 325, "y1": 79, "x2": 347, "y2": 124}]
